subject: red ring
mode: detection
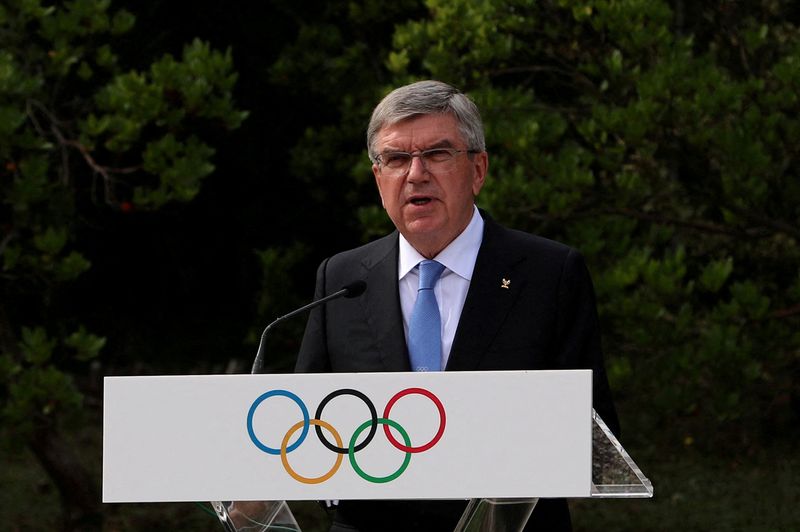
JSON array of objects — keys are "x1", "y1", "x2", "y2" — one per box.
[{"x1": 382, "y1": 387, "x2": 446, "y2": 453}]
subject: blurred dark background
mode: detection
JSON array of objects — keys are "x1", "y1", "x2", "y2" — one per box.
[{"x1": 1, "y1": 1, "x2": 798, "y2": 530}]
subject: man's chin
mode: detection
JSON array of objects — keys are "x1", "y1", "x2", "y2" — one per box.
[
  {"x1": 401, "y1": 221, "x2": 459, "y2": 256},
  {"x1": 402, "y1": 218, "x2": 444, "y2": 238}
]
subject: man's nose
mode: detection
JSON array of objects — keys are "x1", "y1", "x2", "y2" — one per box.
[{"x1": 405, "y1": 155, "x2": 430, "y2": 182}]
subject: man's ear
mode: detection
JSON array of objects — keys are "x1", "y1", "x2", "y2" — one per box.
[
  {"x1": 471, "y1": 151, "x2": 488, "y2": 196},
  {"x1": 373, "y1": 164, "x2": 386, "y2": 208}
]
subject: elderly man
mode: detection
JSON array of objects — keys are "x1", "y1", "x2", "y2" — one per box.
[{"x1": 296, "y1": 80, "x2": 618, "y2": 532}]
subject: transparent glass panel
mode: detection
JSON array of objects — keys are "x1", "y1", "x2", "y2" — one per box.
[
  {"x1": 590, "y1": 410, "x2": 654, "y2": 498},
  {"x1": 453, "y1": 498, "x2": 538, "y2": 532},
  {"x1": 454, "y1": 410, "x2": 653, "y2": 531},
  {"x1": 211, "y1": 500, "x2": 300, "y2": 532}
]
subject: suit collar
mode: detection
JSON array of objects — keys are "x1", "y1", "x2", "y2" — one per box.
[
  {"x1": 358, "y1": 214, "x2": 528, "y2": 372},
  {"x1": 359, "y1": 232, "x2": 411, "y2": 371},
  {"x1": 446, "y1": 215, "x2": 528, "y2": 370}
]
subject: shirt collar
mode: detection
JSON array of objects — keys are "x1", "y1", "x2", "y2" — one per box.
[{"x1": 398, "y1": 205, "x2": 484, "y2": 281}]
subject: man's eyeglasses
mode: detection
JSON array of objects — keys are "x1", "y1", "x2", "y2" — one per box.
[{"x1": 375, "y1": 148, "x2": 478, "y2": 178}]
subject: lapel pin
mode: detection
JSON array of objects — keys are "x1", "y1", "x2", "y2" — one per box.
[{"x1": 501, "y1": 278, "x2": 511, "y2": 289}]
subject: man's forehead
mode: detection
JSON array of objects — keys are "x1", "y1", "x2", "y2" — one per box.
[{"x1": 376, "y1": 113, "x2": 462, "y2": 149}]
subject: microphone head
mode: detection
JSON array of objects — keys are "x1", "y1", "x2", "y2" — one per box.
[{"x1": 342, "y1": 280, "x2": 367, "y2": 298}]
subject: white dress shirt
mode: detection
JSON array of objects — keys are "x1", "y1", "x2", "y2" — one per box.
[{"x1": 398, "y1": 205, "x2": 484, "y2": 369}]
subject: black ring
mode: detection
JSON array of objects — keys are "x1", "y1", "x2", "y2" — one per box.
[{"x1": 315, "y1": 388, "x2": 378, "y2": 454}]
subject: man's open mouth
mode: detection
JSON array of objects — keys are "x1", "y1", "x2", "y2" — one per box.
[{"x1": 409, "y1": 197, "x2": 432, "y2": 205}]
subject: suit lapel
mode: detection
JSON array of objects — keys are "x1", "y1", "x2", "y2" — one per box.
[
  {"x1": 446, "y1": 218, "x2": 527, "y2": 370},
  {"x1": 360, "y1": 232, "x2": 411, "y2": 371}
]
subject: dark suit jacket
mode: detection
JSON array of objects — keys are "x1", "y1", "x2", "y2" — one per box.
[{"x1": 296, "y1": 214, "x2": 619, "y2": 532}]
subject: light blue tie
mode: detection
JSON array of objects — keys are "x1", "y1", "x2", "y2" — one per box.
[{"x1": 408, "y1": 260, "x2": 446, "y2": 372}]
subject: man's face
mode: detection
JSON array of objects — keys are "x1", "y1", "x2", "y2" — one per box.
[{"x1": 372, "y1": 113, "x2": 488, "y2": 258}]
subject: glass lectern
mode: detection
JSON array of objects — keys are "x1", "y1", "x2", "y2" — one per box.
[{"x1": 211, "y1": 410, "x2": 653, "y2": 532}]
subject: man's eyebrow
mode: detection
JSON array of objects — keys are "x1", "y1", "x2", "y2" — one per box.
[
  {"x1": 426, "y1": 139, "x2": 456, "y2": 149},
  {"x1": 380, "y1": 139, "x2": 456, "y2": 153}
]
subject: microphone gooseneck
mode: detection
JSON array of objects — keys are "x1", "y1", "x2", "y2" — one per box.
[{"x1": 250, "y1": 280, "x2": 367, "y2": 374}]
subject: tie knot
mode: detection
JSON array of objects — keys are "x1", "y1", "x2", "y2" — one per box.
[{"x1": 418, "y1": 260, "x2": 445, "y2": 290}]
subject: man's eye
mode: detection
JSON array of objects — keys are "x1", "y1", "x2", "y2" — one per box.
[
  {"x1": 423, "y1": 149, "x2": 453, "y2": 162},
  {"x1": 383, "y1": 153, "x2": 410, "y2": 167}
]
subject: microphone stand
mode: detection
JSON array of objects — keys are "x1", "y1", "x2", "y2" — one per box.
[
  {"x1": 211, "y1": 281, "x2": 366, "y2": 530},
  {"x1": 250, "y1": 281, "x2": 366, "y2": 374}
]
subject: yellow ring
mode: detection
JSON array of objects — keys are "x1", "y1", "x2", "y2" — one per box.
[{"x1": 280, "y1": 419, "x2": 343, "y2": 484}]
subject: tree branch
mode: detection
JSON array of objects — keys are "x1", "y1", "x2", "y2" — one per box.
[
  {"x1": 723, "y1": 203, "x2": 800, "y2": 241},
  {"x1": 0, "y1": 229, "x2": 16, "y2": 258},
  {"x1": 772, "y1": 304, "x2": 800, "y2": 319},
  {"x1": 26, "y1": 99, "x2": 140, "y2": 206},
  {"x1": 605, "y1": 207, "x2": 765, "y2": 238}
]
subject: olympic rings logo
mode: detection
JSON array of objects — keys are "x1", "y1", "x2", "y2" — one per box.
[{"x1": 246, "y1": 387, "x2": 446, "y2": 484}]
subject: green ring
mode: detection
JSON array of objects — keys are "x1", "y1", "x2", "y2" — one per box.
[{"x1": 349, "y1": 418, "x2": 411, "y2": 483}]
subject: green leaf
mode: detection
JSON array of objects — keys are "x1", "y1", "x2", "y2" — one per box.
[
  {"x1": 2, "y1": 244, "x2": 21, "y2": 271},
  {"x1": 730, "y1": 282, "x2": 771, "y2": 320},
  {"x1": 607, "y1": 355, "x2": 633, "y2": 388},
  {"x1": 4, "y1": 365, "x2": 83, "y2": 435},
  {"x1": 387, "y1": 49, "x2": 410, "y2": 73},
  {"x1": 0, "y1": 106, "x2": 27, "y2": 136},
  {"x1": 110, "y1": 9, "x2": 135, "y2": 35},
  {"x1": 699, "y1": 257, "x2": 734, "y2": 293},
  {"x1": 608, "y1": 49, "x2": 623, "y2": 73},
  {"x1": 0, "y1": 353, "x2": 21, "y2": 380},
  {"x1": 18, "y1": 326, "x2": 56, "y2": 365},
  {"x1": 95, "y1": 44, "x2": 117, "y2": 68},
  {"x1": 77, "y1": 61, "x2": 93, "y2": 80},
  {"x1": 55, "y1": 251, "x2": 91, "y2": 281},
  {"x1": 33, "y1": 226, "x2": 68, "y2": 255},
  {"x1": 65, "y1": 326, "x2": 106, "y2": 361},
  {"x1": 18, "y1": 156, "x2": 50, "y2": 181}
]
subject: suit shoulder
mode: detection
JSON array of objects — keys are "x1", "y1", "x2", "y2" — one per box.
[
  {"x1": 325, "y1": 231, "x2": 398, "y2": 270},
  {"x1": 490, "y1": 222, "x2": 580, "y2": 262}
]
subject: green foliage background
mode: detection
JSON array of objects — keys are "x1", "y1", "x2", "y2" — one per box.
[
  {"x1": 1, "y1": 1, "x2": 245, "y2": 416},
  {"x1": 1, "y1": 0, "x2": 798, "y2": 530},
  {"x1": 271, "y1": 0, "x2": 800, "y2": 448},
  {"x1": 1, "y1": 1, "x2": 246, "y2": 528}
]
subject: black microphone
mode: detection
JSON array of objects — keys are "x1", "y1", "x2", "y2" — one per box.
[{"x1": 250, "y1": 280, "x2": 367, "y2": 374}]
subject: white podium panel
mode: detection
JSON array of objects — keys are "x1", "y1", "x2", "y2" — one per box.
[{"x1": 103, "y1": 370, "x2": 592, "y2": 502}]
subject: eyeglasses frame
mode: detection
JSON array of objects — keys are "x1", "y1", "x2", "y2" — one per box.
[{"x1": 375, "y1": 148, "x2": 480, "y2": 178}]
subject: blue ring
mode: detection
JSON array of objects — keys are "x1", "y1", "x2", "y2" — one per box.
[{"x1": 247, "y1": 390, "x2": 309, "y2": 455}]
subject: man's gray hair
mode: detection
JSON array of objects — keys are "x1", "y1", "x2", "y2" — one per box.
[{"x1": 367, "y1": 80, "x2": 485, "y2": 162}]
